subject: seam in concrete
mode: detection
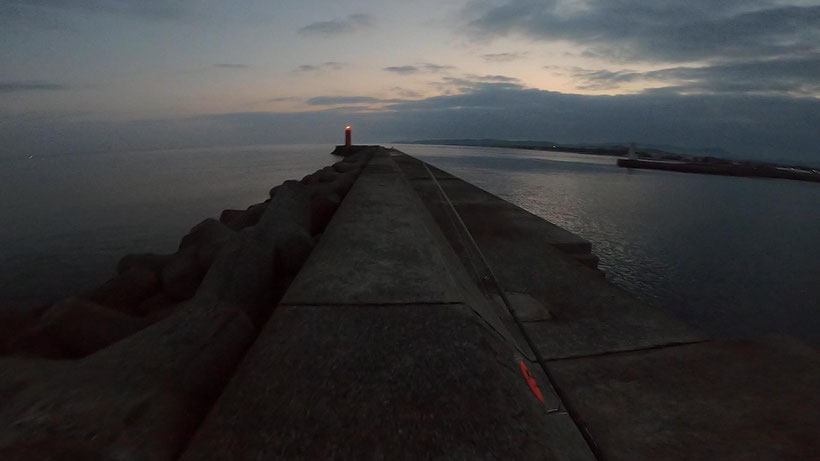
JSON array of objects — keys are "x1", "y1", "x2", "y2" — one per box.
[
  {"x1": 543, "y1": 339, "x2": 713, "y2": 363},
  {"x1": 278, "y1": 301, "x2": 465, "y2": 307},
  {"x1": 408, "y1": 177, "x2": 460, "y2": 181},
  {"x1": 582, "y1": 425, "x2": 602, "y2": 457}
]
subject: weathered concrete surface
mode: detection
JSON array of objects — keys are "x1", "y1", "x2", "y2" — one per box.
[
  {"x1": 0, "y1": 295, "x2": 256, "y2": 461},
  {"x1": 393, "y1": 152, "x2": 704, "y2": 360},
  {"x1": 180, "y1": 148, "x2": 817, "y2": 460},
  {"x1": 547, "y1": 339, "x2": 820, "y2": 461},
  {"x1": 388, "y1": 149, "x2": 819, "y2": 461},
  {"x1": 330, "y1": 144, "x2": 379, "y2": 157},
  {"x1": 282, "y1": 153, "x2": 462, "y2": 305},
  {"x1": 9, "y1": 297, "x2": 151, "y2": 358},
  {"x1": 182, "y1": 149, "x2": 596, "y2": 460},
  {"x1": 8, "y1": 146, "x2": 811, "y2": 459},
  {"x1": 0, "y1": 183, "x2": 311, "y2": 460},
  {"x1": 393, "y1": 153, "x2": 594, "y2": 258},
  {"x1": 182, "y1": 305, "x2": 593, "y2": 460},
  {"x1": 495, "y1": 292, "x2": 553, "y2": 322},
  {"x1": 393, "y1": 150, "x2": 820, "y2": 461}
]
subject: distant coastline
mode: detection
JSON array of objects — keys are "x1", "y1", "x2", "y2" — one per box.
[{"x1": 398, "y1": 139, "x2": 820, "y2": 183}]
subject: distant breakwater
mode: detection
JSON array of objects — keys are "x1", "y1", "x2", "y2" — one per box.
[{"x1": 617, "y1": 158, "x2": 820, "y2": 183}]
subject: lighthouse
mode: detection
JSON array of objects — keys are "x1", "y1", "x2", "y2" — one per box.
[{"x1": 331, "y1": 124, "x2": 362, "y2": 156}]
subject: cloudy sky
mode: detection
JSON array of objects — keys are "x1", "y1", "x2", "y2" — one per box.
[{"x1": 1, "y1": 0, "x2": 818, "y2": 163}]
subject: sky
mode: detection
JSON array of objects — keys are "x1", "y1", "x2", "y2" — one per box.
[{"x1": 1, "y1": 0, "x2": 819, "y2": 163}]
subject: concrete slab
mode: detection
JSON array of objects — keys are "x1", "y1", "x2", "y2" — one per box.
[
  {"x1": 398, "y1": 165, "x2": 542, "y2": 363},
  {"x1": 391, "y1": 152, "x2": 458, "y2": 180},
  {"x1": 453, "y1": 202, "x2": 592, "y2": 255},
  {"x1": 282, "y1": 152, "x2": 462, "y2": 305},
  {"x1": 547, "y1": 339, "x2": 820, "y2": 461},
  {"x1": 394, "y1": 152, "x2": 703, "y2": 359},
  {"x1": 475, "y1": 229, "x2": 703, "y2": 359},
  {"x1": 408, "y1": 176, "x2": 592, "y2": 255},
  {"x1": 496, "y1": 292, "x2": 553, "y2": 322},
  {"x1": 418, "y1": 176, "x2": 500, "y2": 203},
  {"x1": 181, "y1": 304, "x2": 595, "y2": 460}
]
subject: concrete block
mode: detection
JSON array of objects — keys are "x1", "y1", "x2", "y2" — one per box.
[{"x1": 546, "y1": 339, "x2": 820, "y2": 461}]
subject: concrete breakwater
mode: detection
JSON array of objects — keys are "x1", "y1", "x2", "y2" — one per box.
[
  {"x1": 1, "y1": 146, "x2": 817, "y2": 460},
  {"x1": 0, "y1": 148, "x2": 374, "y2": 459}
]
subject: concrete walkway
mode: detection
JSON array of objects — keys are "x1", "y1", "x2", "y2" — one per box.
[
  {"x1": 180, "y1": 147, "x2": 819, "y2": 460},
  {"x1": 181, "y1": 149, "x2": 595, "y2": 460},
  {"x1": 393, "y1": 150, "x2": 819, "y2": 461}
]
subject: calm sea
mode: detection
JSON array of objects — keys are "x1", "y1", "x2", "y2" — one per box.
[
  {"x1": 1, "y1": 143, "x2": 817, "y2": 344},
  {"x1": 0, "y1": 144, "x2": 335, "y2": 305}
]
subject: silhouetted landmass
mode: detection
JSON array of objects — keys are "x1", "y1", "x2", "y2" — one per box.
[
  {"x1": 617, "y1": 158, "x2": 820, "y2": 183},
  {"x1": 399, "y1": 138, "x2": 820, "y2": 183}
]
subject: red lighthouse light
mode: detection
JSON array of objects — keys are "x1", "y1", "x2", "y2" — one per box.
[{"x1": 345, "y1": 125, "x2": 351, "y2": 146}]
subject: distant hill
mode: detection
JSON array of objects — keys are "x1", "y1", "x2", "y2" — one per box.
[{"x1": 568, "y1": 142, "x2": 732, "y2": 158}]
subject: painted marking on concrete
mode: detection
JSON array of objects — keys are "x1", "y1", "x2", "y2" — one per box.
[{"x1": 518, "y1": 360, "x2": 545, "y2": 403}]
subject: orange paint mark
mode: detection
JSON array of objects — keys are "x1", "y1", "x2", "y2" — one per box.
[{"x1": 518, "y1": 360, "x2": 545, "y2": 403}]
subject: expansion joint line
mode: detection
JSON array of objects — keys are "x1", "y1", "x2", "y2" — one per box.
[
  {"x1": 545, "y1": 339, "x2": 711, "y2": 363},
  {"x1": 421, "y1": 161, "x2": 606, "y2": 461},
  {"x1": 279, "y1": 301, "x2": 464, "y2": 307}
]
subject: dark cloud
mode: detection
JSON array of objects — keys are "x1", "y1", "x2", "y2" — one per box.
[
  {"x1": 267, "y1": 97, "x2": 297, "y2": 102},
  {"x1": 375, "y1": 87, "x2": 820, "y2": 165},
  {"x1": 390, "y1": 87, "x2": 423, "y2": 98},
  {"x1": 481, "y1": 52, "x2": 526, "y2": 62},
  {"x1": 3, "y1": 86, "x2": 818, "y2": 165},
  {"x1": 431, "y1": 75, "x2": 524, "y2": 93},
  {"x1": 466, "y1": 1, "x2": 820, "y2": 63},
  {"x1": 298, "y1": 13, "x2": 372, "y2": 36},
  {"x1": 467, "y1": 74, "x2": 520, "y2": 82},
  {"x1": 214, "y1": 63, "x2": 247, "y2": 69},
  {"x1": 0, "y1": 1, "x2": 292, "y2": 29},
  {"x1": 0, "y1": 0, "x2": 192, "y2": 23},
  {"x1": 294, "y1": 62, "x2": 347, "y2": 73},
  {"x1": 306, "y1": 96, "x2": 385, "y2": 106},
  {"x1": 322, "y1": 61, "x2": 346, "y2": 70},
  {"x1": 421, "y1": 63, "x2": 456, "y2": 72},
  {"x1": 385, "y1": 66, "x2": 419, "y2": 75},
  {"x1": 573, "y1": 55, "x2": 820, "y2": 96},
  {"x1": 0, "y1": 81, "x2": 68, "y2": 93},
  {"x1": 384, "y1": 63, "x2": 455, "y2": 75}
]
